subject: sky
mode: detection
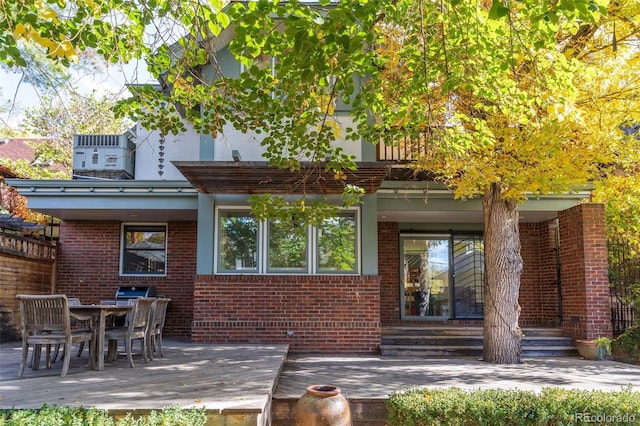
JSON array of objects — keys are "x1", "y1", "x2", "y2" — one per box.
[{"x1": 0, "y1": 59, "x2": 154, "y2": 131}]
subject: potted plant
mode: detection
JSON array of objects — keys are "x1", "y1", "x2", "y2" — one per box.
[
  {"x1": 612, "y1": 326, "x2": 640, "y2": 365},
  {"x1": 575, "y1": 336, "x2": 612, "y2": 361}
]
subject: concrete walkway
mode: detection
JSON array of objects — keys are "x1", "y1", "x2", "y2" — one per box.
[
  {"x1": 1, "y1": 339, "x2": 640, "y2": 425},
  {"x1": 274, "y1": 355, "x2": 640, "y2": 400}
]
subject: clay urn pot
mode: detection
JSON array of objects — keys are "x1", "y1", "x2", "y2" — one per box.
[{"x1": 295, "y1": 384, "x2": 351, "y2": 426}]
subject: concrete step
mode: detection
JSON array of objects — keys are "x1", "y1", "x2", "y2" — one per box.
[
  {"x1": 382, "y1": 326, "x2": 566, "y2": 337},
  {"x1": 381, "y1": 334, "x2": 574, "y2": 347},
  {"x1": 383, "y1": 326, "x2": 484, "y2": 337},
  {"x1": 380, "y1": 326, "x2": 576, "y2": 358},
  {"x1": 380, "y1": 344, "x2": 578, "y2": 358}
]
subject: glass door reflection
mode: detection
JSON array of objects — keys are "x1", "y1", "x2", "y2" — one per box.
[{"x1": 402, "y1": 237, "x2": 451, "y2": 318}]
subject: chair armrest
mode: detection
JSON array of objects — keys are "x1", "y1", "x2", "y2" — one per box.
[{"x1": 70, "y1": 312, "x2": 93, "y2": 322}]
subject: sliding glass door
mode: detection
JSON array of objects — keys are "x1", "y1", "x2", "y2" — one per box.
[
  {"x1": 401, "y1": 234, "x2": 484, "y2": 319},
  {"x1": 402, "y1": 237, "x2": 451, "y2": 318}
]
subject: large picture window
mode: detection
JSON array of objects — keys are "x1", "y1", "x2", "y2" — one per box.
[
  {"x1": 215, "y1": 208, "x2": 359, "y2": 274},
  {"x1": 121, "y1": 224, "x2": 167, "y2": 276},
  {"x1": 218, "y1": 211, "x2": 258, "y2": 272},
  {"x1": 267, "y1": 218, "x2": 308, "y2": 273},
  {"x1": 317, "y1": 213, "x2": 357, "y2": 273}
]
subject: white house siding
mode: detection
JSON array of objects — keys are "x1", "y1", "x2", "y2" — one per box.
[
  {"x1": 134, "y1": 125, "x2": 200, "y2": 180},
  {"x1": 214, "y1": 113, "x2": 362, "y2": 162}
]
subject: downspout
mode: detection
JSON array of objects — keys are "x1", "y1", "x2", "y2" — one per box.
[
  {"x1": 50, "y1": 241, "x2": 58, "y2": 294},
  {"x1": 554, "y1": 218, "x2": 563, "y2": 326}
]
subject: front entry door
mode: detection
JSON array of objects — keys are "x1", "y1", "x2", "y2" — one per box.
[{"x1": 401, "y1": 237, "x2": 451, "y2": 318}]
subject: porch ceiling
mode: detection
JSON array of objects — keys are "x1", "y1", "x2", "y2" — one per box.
[{"x1": 172, "y1": 161, "x2": 392, "y2": 195}]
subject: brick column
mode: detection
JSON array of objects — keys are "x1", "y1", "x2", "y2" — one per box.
[
  {"x1": 558, "y1": 203, "x2": 611, "y2": 340},
  {"x1": 378, "y1": 222, "x2": 400, "y2": 325}
]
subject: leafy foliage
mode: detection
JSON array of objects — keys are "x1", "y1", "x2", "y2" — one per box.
[
  {"x1": 0, "y1": 404, "x2": 207, "y2": 425},
  {"x1": 3, "y1": 0, "x2": 640, "y2": 364},
  {"x1": 387, "y1": 386, "x2": 640, "y2": 426},
  {"x1": 0, "y1": 91, "x2": 131, "y2": 180},
  {"x1": 362, "y1": 0, "x2": 614, "y2": 202}
]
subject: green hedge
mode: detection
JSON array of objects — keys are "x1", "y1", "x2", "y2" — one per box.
[
  {"x1": 387, "y1": 387, "x2": 640, "y2": 426},
  {"x1": 0, "y1": 405, "x2": 207, "y2": 426}
]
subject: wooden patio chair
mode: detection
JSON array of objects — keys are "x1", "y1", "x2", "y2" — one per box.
[
  {"x1": 51, "y1": 297, "x2": 91, "y2": 362},
  {"x1": 105, "y1": 297, "x2": 155, "y2": 367},
  {"x1": 147, "y1": 298, "x2": 170, "y2": 360},
  {"x1": 16, "y1": 294, "x2": 95, "y2": 377}
]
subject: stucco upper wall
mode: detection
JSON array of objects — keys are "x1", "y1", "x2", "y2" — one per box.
[
  {"x1": 134, "y1": 124, "x2": 200, "y2": 180},
  {"x1": 213, "y1": 114, "x2": 363, "y2": 162}
]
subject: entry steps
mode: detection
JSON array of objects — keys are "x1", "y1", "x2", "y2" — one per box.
[{"x1": 380, "y1": 326, "x2": 578, "y2": 357}]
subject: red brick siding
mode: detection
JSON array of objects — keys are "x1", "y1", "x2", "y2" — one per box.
[
  {"x1": 192, "y1": 274, "x2": 381, "y2": 353},
  {"x1": 378, "y1": 222, "x2": 400, "y2": 324},
  {"x1": 56, "y1": 220, "x2": 196, "y2": 338},
  {"x1": 558, "y1": 204, "x2": 611, "y2": 340},
  {"x1": 519, "y1": 221, "x2": 560, "y2": 327},
  {"x1": 379, "y1": 221, "x2": 563, "y2": 327}
]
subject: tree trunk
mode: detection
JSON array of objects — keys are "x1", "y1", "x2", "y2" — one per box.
[{"x1": 482, "y1": 182, "x2": 523, "y2": 364}]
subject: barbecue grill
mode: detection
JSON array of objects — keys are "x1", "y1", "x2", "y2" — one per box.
[
  {"x1": 115, "y1": 285, "x2": 157, "y2": 301},
  {"x1": 112, "y1": 285, "x2": 157, "y2": 325}
]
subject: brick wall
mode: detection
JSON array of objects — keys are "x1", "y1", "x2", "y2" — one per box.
[
  {"x1": 558, "y1": 203, "x2": 611, "y2": 340},
  {"x1": 192, "y1": 274, "x2": 381, "y2": 353},
  {"x1": 378, "y1": 221, "x2": 562, "y2": 327},
  {"x1": 519, "y1": 221, "x2": 560, "y2": 327},
  {"x1": 56, "y1": 220, "x2": 196, "y2": 337},
  {"x1": 378, "y1": 222, "x2": 400, "y2": 325}
]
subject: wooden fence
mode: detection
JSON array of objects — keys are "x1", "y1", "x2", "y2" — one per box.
[{"x1": 0, "y1": 231, "x2": 57, "y2": 342}]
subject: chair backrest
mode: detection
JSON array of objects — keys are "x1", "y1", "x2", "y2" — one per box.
[
  {"x1": 151, "y1": 298, "x2": 170, "y2": 332},
  {"x1": 16, "y1": 294, "x2": 71, "y2": 339},
  {"x1": 128, "y1": 297, "x2": 156, "y2": 333},
  {"x1": 67, "y1": 297, "x2": 82, "y2": 306}
]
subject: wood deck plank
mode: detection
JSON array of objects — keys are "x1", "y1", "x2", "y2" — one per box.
[{"x1": 0, "y1": 339, "x2": 288, "y2": 414}]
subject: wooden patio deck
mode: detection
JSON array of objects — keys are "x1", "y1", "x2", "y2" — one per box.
[{"x1": 0, "y1": 338, "x2": 288, "y2": 425}]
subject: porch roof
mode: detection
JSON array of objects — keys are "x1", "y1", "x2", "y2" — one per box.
[
  {"x1": 172, "y1": 161, "x2": 392, "y2": 195},
  {"x1": 4, "y1": 176, "x2": 593, "y2": 224}
]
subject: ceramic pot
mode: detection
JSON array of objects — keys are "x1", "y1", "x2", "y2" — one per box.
[
  {"x1": 295, "y1": 384, "x2": 351, "y2": 426},
  {"x1": 576, "y1": 340, "x2": 606, "y2": 360}
]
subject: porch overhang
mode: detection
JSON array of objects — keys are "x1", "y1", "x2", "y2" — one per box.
[
  {"x1": 172, "y1": 161, "x2": 391, "y2": 195},
  {"x1": 4, "y1": 179, "x2": 198, "y2": 221}
]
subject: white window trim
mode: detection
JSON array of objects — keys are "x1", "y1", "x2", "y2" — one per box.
[
  {"x1": 120, "y1": 222, "x2": 168, "y2": 277},
  {"x1": 214, "y1": 206, "x2": 361, "y2": 275}
]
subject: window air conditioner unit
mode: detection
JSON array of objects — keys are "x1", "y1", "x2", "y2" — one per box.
[{"x1": 72, "y1": 129, "x2": 136, "y2": 180}]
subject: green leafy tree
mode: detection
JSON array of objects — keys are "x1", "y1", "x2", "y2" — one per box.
[
  {"x1": 578, "y1": 1, "x2": 640, "y2": 252},
  {"x1": 3, "y1": 0, "x2": 640, "y2": 363},
  {"x1": 0, "y1": 92, "x2": 131, "y2": 179},
  {"x1": 362, "y1": 0, "x2": 621, "y2": 363}
]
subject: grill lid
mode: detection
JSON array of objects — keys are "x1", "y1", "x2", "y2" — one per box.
[{"x1": 115, "y1": 285, "x2": 157, "y2": 299}]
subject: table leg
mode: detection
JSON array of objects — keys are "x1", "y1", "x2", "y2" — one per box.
[{"x1": 96, "y1": 311, "x2": 106, "y2": 371}]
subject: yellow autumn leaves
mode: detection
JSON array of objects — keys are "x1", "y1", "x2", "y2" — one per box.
[{"x1": 11, "y1": 1, "x2": 79, "y2": 63}]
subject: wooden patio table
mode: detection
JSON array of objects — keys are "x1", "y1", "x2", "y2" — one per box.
[{"x1": 69, "y1": 305, "x2": 132, "y2": 371}]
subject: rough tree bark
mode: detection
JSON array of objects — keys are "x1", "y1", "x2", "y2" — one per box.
[{"x1": 482, "y1": 182, "x2": 524, "y2": 364}]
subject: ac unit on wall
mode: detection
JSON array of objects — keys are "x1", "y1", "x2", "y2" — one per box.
[{"x1": 72, "y1": 129, "x2": 136, "y2": 180}]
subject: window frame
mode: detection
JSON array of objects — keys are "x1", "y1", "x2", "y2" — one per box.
[
  {"x1": 216, "y1": 209, "x2": 260, "y2": 273},
  {"x1": 214, "y1": 206, "x2": 361, "y2": 275},
  {"x1": 265, "y1": 217, "x2": 311, "y2": 274},
  {"x1": 315, "y1": 211, "x2": 359, "y2": 274},
  {"x1": 120, "y1": 223, "x2": 168, "y2": 277}
]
